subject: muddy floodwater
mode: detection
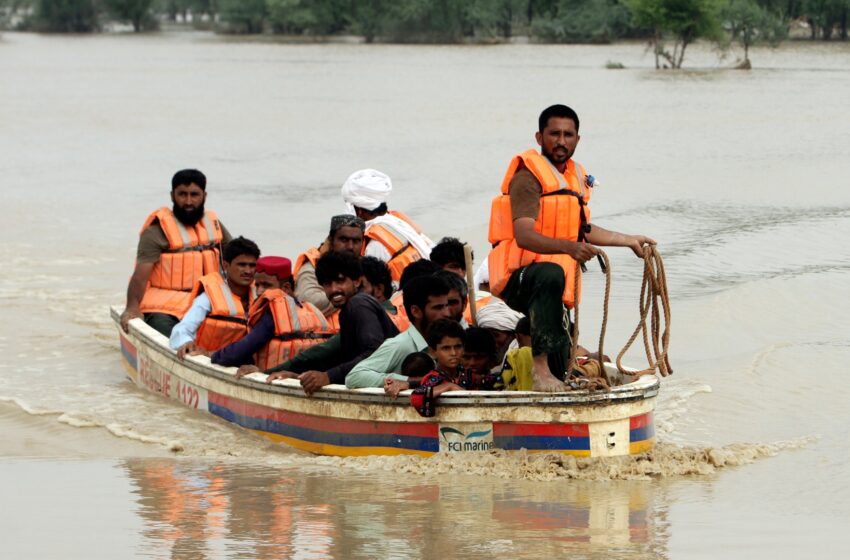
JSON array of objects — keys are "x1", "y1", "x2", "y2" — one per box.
[{"x1": 1, "y1": 31, "x2": 849, "y2": 558}]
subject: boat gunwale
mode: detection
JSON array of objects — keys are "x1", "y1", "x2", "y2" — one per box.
[{"x1": 112, "y1": 305, "x2": 661, "y2": 408}]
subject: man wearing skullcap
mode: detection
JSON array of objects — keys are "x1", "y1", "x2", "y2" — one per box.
[
  {"x1": 294, "y1": 214, "x2": 366, "y2": 316},
  {"x1": 341, "y1": 169, "x2": 435, "y2": 283}
]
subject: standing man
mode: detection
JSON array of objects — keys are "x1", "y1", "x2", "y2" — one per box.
[
  {"x1": 294, "y1": 214, "x2": 365, "y2": 316},
  {"x1": 488, "y1": 105, "x2": 656, "y2": 391},
  {"x1": 341, "y1": 169, "x2": 435, "y2": 283},
  {"x1": 120, "y1": 169, "x2": 231, "y2": 336}
]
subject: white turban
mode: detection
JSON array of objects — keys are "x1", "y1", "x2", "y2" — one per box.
[
  {"x1": 476, "y1": 299, "x2": 525, "y2": 332},
  {"x1": 341, "y1": 169, "x2": 392, "y2": 214}
]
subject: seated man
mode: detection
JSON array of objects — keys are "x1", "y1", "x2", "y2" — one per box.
[
  {"x1": 385, "y1": 318, "x2": 465, "y2": 400},
  {"x1": 345, "y1": 275, "x2": 452, "y2": 389},
  {"x1": 237, "y1": 255, "x2": 403, "y2": 382},
  {"x1": 255, "y1": 252, "x2": 399, "y2": 396},
  {"x1": 294, "y1": 214, "x2": 366, "y2": 316},
  {"x1": 429, "y1": 237, "x2": 467, "y2": 278},
  {"x1": 169, "y1": 236, "x2": 260, "y2": 359},
  {"x1": 209, "y1": 257, "x2": 331, "y2": 368},
  {"x1": 476, "y1": 299, "x2": 525, "y2": 363},
  {"x1": 121, "y1": 169, "x2": 232, "y2": 336},
  {"x1": 434, "y1": 270, "x2": 469, "y2": 326},
  {"x1": 341, "y1": 169, "x2": 435, "y2": 283}
]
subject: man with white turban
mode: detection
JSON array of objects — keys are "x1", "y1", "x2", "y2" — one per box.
[
  {"x1": 341, "y1": 169, "x2": 435, "y2": 283},
  {"x1": 476, "y1": 299, "x2": 525, "y2": 364}
]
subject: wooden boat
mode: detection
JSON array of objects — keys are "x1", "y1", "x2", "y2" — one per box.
[{"x1": 111, "y1": 306, "x2": 658, "y2": 458}]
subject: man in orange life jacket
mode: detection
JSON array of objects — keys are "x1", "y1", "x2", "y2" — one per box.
[
  {"x1": 488, "y1": 104, "x2": 655, "y2": 391},
  {"x1": 341, "y1": 169, "x2": 435, "y2": 283},
  {"x1": 120, "y1": 169, "x2": 232, "y2": 337},
  {"x1": 209, "y1": 256, "x2": 319, "y2": 368},
  {"x1": 261, "y1": 252, "x2": 400, "y2": 395},
  {"x1": 294, "y1": 214, "x2": 366, "y2": 316},
  {"x1": 169, "y1": 237, "x2": 260, "y2": 359}
]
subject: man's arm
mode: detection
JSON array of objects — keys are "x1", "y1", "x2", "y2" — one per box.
[
  {"x1": 326, "y1": 303, "x2": 398, "y2": 385},
  {"x1": 344, "y1": 336, "x2": 409, "y2": 389},
  {"x1": 210, "y1": 311, "x2": 274, "y2": 367},
  {"x1": 169, "y1": 293, "x2": 211, "y2": 350},
  {"x1": 585, "y1": 225, "x2": 656, "y2": 258},
  {"x1": 513, "y1": 218, "x2": 598, "y2": 262},
  {"x1": 121, "y1": 261, "x2": 154, "y2": 332},
  {"x1": 294, "y1": 263, "x2": 335, "y2": 316}
]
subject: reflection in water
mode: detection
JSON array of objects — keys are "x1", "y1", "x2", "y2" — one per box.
[{"x1": 124, "y1": 458, "x2": 668, "y2": 559}]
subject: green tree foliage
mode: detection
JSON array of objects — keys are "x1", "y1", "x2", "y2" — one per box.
[
  {"x1": 31, "y1": 0, "x2": 99, "y2": 31},
  {"x1": 627, "y1": 0, "x2": 723, "y2": 67},
  {"x1": 532, "y1": 0, "x2": 635, "y2": 43},
  {"x1": 802, "y1": 0, "x2": 849, "y2": 39},
  {"x1": 103, "y1": 0, "x2": 157, "y2": 31},
  {"x1": 721, "y1": 0, "x2": 786, "y2": 64},
  {"x1": 218, "y1": 0, "x2": 264, "y2": 32},
  {"x1": 266, "y1": 0, "x2": 348, "y2": 34}
]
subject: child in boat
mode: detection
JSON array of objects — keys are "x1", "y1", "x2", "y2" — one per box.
[
  {"x1": 458, "y1": 327, "x2": 503, "y2": 390},
  {"x1": 408, "y1": 319, "x2": 466, "y2": 416}
]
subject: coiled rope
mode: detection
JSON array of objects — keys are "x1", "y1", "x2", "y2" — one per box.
[{"x1": 567, "y1": 245, "x2": 673, "y2": 391}]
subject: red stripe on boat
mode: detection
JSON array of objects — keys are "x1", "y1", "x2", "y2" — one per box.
[
  {"x1": 208, "y1": 392, "x2": 438, "y2": 438},
  {"x1": 120, "y1": 335, "x2": 137, "y2": 358},
  {"x1": 630, "y1": 412, "x2": 653, "y2": 430},
  {"x1": 493, "y1": 422, "x2": 589, "y2": 438}
]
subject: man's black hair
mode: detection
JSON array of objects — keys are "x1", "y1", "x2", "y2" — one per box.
[
  {"x1": 401, "y1": 352, "x2": 435, "y2": 378},
  {"x1": 222, "y1": 236, "x2": 260, "y2": 263},
  {"x1": 399, "y1": 259, "x2": 441, "y2": 292},
  {"x1": 463, "y1": 327, "x2": 497, "y2": 357},
  {"x1": 315, "y1": 251, "x2": 363, "y2": 286},
  {"x1": 434, "y1": 269, "x2": 468, "y2": 303},
  {"x1": 515, "y1": 316, "x2": 531, "y2": 337},
  {"x1": 538, "y1": 104, "x2": 580, "y2": 133},
  {"x1": 426, "y1": 318, "x2": 465, "y2": 350},
  {"x1": 172, "y1": 169, "x2": 207, "y2": 191},
  {"x1": 429, "y1": 237, "x2": 467, "y2": 271},
  {"x1": 361, "y1": 256, "x2": 393, "y2": 300},
  {"x1": 402, "y1": 275, "x2": 450, "y2": 319}
]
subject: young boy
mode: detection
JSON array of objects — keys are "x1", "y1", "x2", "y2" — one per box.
[
  {"x1": 383, "y1": 319, "x2": 464, "y2": 400},
  {"x1": 458, "y1": 327, "x2": 502, "y2": 391}
]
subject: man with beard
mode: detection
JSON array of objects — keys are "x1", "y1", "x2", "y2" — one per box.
[
  {"x1": 294, "y1": 214, "x2": 365, "y2": 316},
  {"x1": 488, "y1": 104, "x2": 656, "y2": 392},
  {"x1": 345, "y1": 274, "x2": 452, "y2": 389},
  {"x1": 253, "y1": 252, "x2": 399, "y2": 396},
  {"x1": 120, "y1": 169, "x2": 231, "y2": 337}
]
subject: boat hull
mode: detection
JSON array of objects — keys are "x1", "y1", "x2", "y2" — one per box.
[{"x1": 113, "y1": 307, "x2": 658, "y2": 458}]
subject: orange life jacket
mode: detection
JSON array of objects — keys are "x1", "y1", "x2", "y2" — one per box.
[
  {"x1": 488, "y1": 149, "x2": 592, "y2": 308},
  {"x1": 139, "y1": 207, "x2": 224, "y2": 318},
  {"x1": 388, "y1": 291, "x2": 410, "y2": 332},
  {"x1": 293, "y1": 246, "x2": 321, "y2": 277},
  {"x1": 192, "y1": 273, "x2": 255, "y2": 352},
  {"x1": 248, "y1": 289, "x2": 336, "y2": 370},
  {"x1": 463, "y1": 295, "x2": 493, "y2": 325},
  {"x1": 326, "y1": 308, "x2": 341, "y2": 332},
  {"x1": 364, "y1": 210, "x2": 426, "y2": 283}
]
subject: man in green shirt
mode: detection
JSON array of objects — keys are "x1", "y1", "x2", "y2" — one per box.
[{"x1": 345, "y1": 275, "x2": 453, "y2": 389}]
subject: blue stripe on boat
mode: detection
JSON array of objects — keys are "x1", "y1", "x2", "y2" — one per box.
[
  {"x1": 494, "y1": 435, "x2": 590, "y2": 451},
  {"x1": 209, "y1": 402, "x2": 439, "y2": 452},
  {"x1": 630, "y1": 425, "x2": 655, "y2": 442}
]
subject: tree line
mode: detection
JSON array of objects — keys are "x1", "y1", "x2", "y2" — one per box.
[{"x1": 2, "y1": 0, "x2": 849, "y2": 66}]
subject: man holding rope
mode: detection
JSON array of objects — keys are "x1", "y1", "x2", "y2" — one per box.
[{"x1": 487, "y1": 104, "x2": 656, "y2": 392}]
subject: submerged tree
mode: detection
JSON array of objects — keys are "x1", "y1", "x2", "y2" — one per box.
[
  {"x1": 627, "y1": 0, "x2": 723, "y2": 68},
  {"x1": 31, "y1": 0, "x2": 100, "y2": 32},
  {"x1": 720, "y1": 0, "x2": 786, "y2": 67},
  {"x1": 103, "y1": 0, "x2": 158, "y2": 31}
]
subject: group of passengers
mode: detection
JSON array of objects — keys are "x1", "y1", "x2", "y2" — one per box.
[{"x1": 120, "y1": 104, "x2": 656, "y2": 413}]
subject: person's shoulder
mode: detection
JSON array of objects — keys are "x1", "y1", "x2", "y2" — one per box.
[
  {"x1": 347, "y1": 292, "x2": 383, "y2": 310},
  {"x1": 509, "y1": 168, "x2": 542, "y2": 192}
]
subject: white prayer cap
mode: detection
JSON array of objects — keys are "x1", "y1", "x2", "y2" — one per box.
[
  {"x1": 341, "y1": 169, "x2": 392, "y2": 214},
  {"x1": 476, "y1": 299, "x2": 525, "y2": 332}
]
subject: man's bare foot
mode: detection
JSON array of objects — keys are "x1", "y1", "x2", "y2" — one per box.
[{"x1": 532, "y1": 371, "x2": 565, "y2": 392}]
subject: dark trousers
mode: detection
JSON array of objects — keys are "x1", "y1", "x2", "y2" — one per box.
[
  {"x1": 501, "y1": 262, "x2": 572, "y2": 379},
  {"x1": 144, "y1": 312, "x2": 179, "y2": 337}
]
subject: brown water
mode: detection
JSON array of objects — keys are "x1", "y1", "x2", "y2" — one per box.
[{"x1": 2, "y1": 31, "x2": 849, "y2": 558}]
